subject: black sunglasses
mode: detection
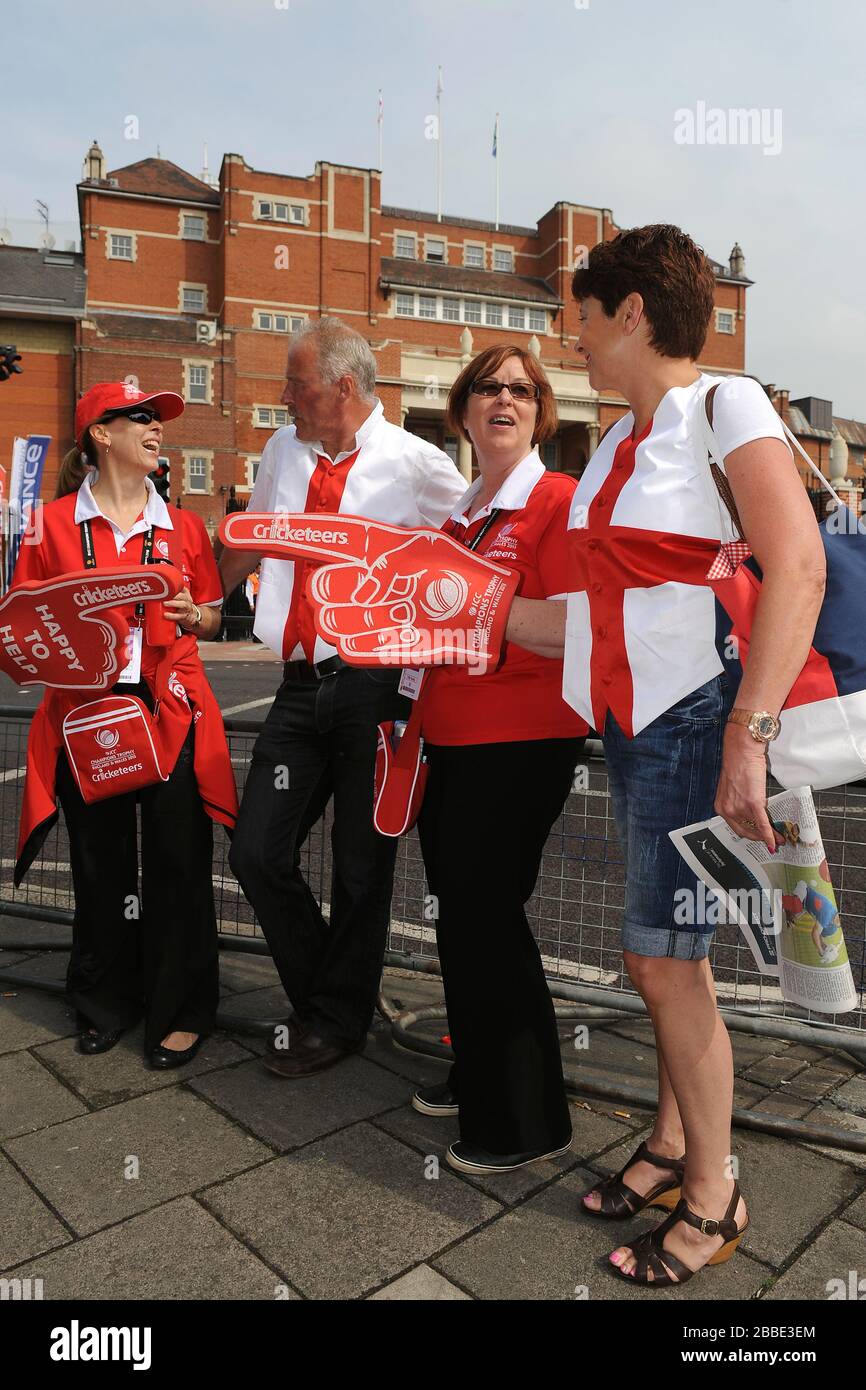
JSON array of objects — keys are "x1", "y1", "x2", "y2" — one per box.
[
  {"x1": 98, "y1": 406, "x2": 161, "y2": 426},
  {"x1": 470, "y1": 377, "x2": 540, "y2": 402}
]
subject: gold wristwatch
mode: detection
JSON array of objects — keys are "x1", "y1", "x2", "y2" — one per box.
[{"x1": 727, "y1": 708, "x2": 781, "y2": 744}]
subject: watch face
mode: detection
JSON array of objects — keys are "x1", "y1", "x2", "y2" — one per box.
[{"x1": 754, "y1": 715, "x2": 777, "y2": 739}]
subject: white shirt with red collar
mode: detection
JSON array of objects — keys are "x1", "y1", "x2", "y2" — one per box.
[
  {"x1": 248, "y1": 398, "x2": 465, "y2": 662},
  {"x1": 563, "y1": 373, "x2": 790, "y2": 737}
]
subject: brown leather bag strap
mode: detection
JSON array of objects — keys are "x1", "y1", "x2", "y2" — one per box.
[{"x1": 705, "y1": 383, "x2": 747, "y2": 542}]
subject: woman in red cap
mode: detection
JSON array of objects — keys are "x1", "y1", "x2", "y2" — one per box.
[{"x1": 12, "y1": 382, "x2": 238, "y2": 1067}]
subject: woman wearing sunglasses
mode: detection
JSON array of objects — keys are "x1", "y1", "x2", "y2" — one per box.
[
  {"x1": 410, "y1": 345, "x2": 588, "y2": 1176},
  {"x1": 13, "y1": 382, "x2": 237, "y2": 1067}
]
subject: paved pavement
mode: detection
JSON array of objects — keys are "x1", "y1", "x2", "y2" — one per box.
[{"x1": 1, "y1": 939, "x2": 864, "y2": 1302}]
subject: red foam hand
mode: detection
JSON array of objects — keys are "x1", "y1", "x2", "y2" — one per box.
[
  {"x1": 0, "y1": 564, "x2": 183, "y2": 690},
  {"x1": 219, "y1": 512, "x2": 519, "y2": 670}
]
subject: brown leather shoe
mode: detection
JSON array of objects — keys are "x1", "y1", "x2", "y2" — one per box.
[
  {"x1": 265, "y1": 1014, "x2": 308, "y2": 1057},
  {"x1": 262, "y1": 1032, "x2": 364, "y2": 1079}
]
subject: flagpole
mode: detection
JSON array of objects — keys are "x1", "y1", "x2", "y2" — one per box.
[
  {"x1": 377, "y1": 90, "x2": 383, "y2": 171},
  {"x1": 436, "y1": 67, "x2": 443, "y2": 222},
  {"x1": 494, "y1": 113, "x2": 500, "y2": 231}
]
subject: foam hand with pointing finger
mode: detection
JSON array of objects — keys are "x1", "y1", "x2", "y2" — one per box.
[
  {"x1": 219, "y1": 512, "x2": 518, "y2": 670},
  {"x1": 0, "y1": 564, "x2": 183, "y2": 689}
]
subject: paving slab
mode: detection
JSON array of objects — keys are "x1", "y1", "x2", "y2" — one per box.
[
  {"x1": 764, "y1": 1219, "x2": 866, "y2": 1300},
  {"x1": 204, "y1": 1120, "x2": 502, "y2": 1300},
  {"x1": 571, "y1": 1028, "x2": 660, "y2": 1080},
  {"x1": 746, "y1": 1093, "x2": 816, "y2": 1121},
  {"x1": 5, "y1": 1087, "x2": 270, "y2": 1236},
  {"x1": 434, "y1": 1166, "x2": 768, "y2": 1301},
  {"x1": 217, "y1": 953, "x2": 280, "y2": 994},
  {"x1": 730, "y1": 1131, "x2": 861, "y2": 1268},
  {"x1": 0, "y1": 923, "x2": 71, "y2": 948},
  {"x1": 0, "y1": 950, "x2": 31, "y2": 968},
  {"x1": 8, "y1": 1197, "x2": 290, "y2": 1299},
  {"x1": 368, "y1": 1264, "x2": 472, "y2": 1300},
  {"x1": 0, "y1": 1050, "x2": 86, "y2": 1139},
  {"x1": 0, "y1": 988, "x2": 77, "y2": 1054},
  {"x1": 33, "y1": 1026, "x2": 253, "y2": 1108},
  {"x1": 803, "y1": 1105, "x2": 866, "y2": 1140},
  {"x1": 834, "y1": 1074, "x2": 866, "y2": 1112},
  {"x1": 0, "y1": 1153, "x2": 70, "y2": 1270},
  {"x1": 601, "y1": 1019, "x2": 657, "y2": 1048},
  {"x1": 188, "y1": 1053, "x2": 409, "y2": 1150},
  {"x1": 727, "y1": 1033, "x2": 792, "y2": 1066},
  {"x1": 215, "y1": 984, "x2": 288, "y2": 1024},
  {"x1": 803, "y1": 1141, "x2": 866, "y2": 1173},
  {"x1": 741, "y1": 1054, "x2": 809, "y2": 1088},
  {"x1": 1, "y1": 951, "x2": 69, "y2": 985},
  {"x1": 842, "y1": 1189, "x2": 866, "y2": 1231},
  {"x1": 786, "y1": 1068, "x2": 848, "y2": 1102}
]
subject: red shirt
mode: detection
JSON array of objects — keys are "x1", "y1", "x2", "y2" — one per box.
[{"x1": 421, "y1": 457, "x2": 589, "y2": 746}]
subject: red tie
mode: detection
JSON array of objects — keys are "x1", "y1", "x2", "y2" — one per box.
[{"x1": 281, "y1": 447, "x2": 361, "y2": 661}]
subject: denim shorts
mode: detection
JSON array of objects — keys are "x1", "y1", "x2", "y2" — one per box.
[{"x1": 603, "y1": 675, "x2": 735, "y2": 960}]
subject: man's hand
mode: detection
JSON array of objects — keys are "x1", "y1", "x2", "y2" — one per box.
[
  {"x1": 219, "y1": 512, "x2": 519, "y2": 669},
  {"x1": 0, "y1": 564, "x2": 182, "y2": 689}
]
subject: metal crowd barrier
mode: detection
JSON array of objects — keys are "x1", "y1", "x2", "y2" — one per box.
[{"x1": 0, "y1": 710, "x2": 863, "y2": 1067}]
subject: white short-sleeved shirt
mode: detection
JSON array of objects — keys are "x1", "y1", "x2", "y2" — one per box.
[
  {"x1": 563, "y1": 373, "x2": 790, "y2": 736},
  {"x1": 248, "y1": 398, "x2": 465, "y2": 661}
]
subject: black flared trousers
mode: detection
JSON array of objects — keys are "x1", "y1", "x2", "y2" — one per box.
[
  {"x1": 56, "y1": 728, "x2": 219, "y2": 1051},
  {"x1": 417, "y1": 736, "x2": 584, "y2": 1155}
]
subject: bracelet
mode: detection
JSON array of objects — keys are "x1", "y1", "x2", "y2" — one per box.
[{"x1": 188, "y1": 603, "x2": 203, "y2": 630}]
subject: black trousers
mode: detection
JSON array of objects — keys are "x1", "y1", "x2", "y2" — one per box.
[
  {"x1": 229, "y1": 666, "x2": 408, "y2": 1047},
  {"x1": 417, "y1": 736, "x2": 584, "y2": 1154},
  {"x1": 56, "y1": 728, "x2": 219, "y2": 1052}
]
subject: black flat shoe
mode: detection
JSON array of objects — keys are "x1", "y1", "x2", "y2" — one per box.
[
  {"x1": 412, "y1": 1082, "x2": 459, "y2": 1116},
  {"x1": 148, "y1": 1036, "x2": 204, "y2": 1070},
  {"x1": 446, "y1": 1137, "x2": 573, "y2": 1175},
  {"x1": 78, "y1": 1028, "x2": 123, "y2": 1056}
]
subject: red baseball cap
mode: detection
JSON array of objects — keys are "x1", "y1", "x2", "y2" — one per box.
[{"x1": 75, "y1": 382, "x2": 185, "y2": 447}]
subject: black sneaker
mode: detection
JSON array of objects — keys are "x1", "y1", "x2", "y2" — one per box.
[
  {"x1": 446, "y1": 1137, "x2": 572, "y2": 1175},
  {"x1": 411, "y1": 1082, "x2": 459, "y2": 1117}
]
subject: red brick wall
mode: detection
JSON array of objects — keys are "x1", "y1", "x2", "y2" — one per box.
[{"x1": 0, "y1": 320, "x2": 76, "y2": 498}]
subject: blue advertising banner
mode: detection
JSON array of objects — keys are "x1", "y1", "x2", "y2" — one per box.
[{"x1": 6, "y1": 434, "x2": 50, "y2": 588}]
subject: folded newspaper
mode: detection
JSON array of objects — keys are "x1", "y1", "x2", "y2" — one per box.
[{"x1": 670, "y1": 786, "x2": 858, "y2": 1014}]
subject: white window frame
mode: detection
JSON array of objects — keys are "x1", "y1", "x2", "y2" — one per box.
[
  {"x1": 255, "y1": 196, "x2": 310, "y2": 226},
  {"x1": 183, "y1": 450, "x2": 213, "y2": 495},
  {"x1": 181, "y1": 211, "x2": 207, "y2": 241},
  {"x1": 715, "y1": 308, "x2": 736, "y2": 335},
  {"x1": 424, "y1": 235, "x2": 447, "y2": 264},
  {"x1": 493, "y1": 246, "x2": 514, "y2": 273},
  {"x1": 395, "y1": 292, "x2": 414, "y2": 317},
  {"x1": 394, "y1": 231, "x2": 417, "y2": 260},
  {"x1": 180, "y1": 282, "x2": 207, "y2": 314},
  {"x1": 484, "y1": 302, "x2": 503, "y2": 327},
  {"x1": 418, "y1": 294, "x2": 437, "y2": 320},
  {"x1": 235, "y1": 456, "x2": 261, "y2": 494},
  {"x1": 106, "y1": 230, "x2": 136, "y2": 261},
  {"x1": 463, "y1": 299, "x2": 482, "y2": 324},
  {"x1": 183, "y1": 359, "x2": 212, "y2": 405},
  {"x1": 254, "y1": 406, "x2": 289, "y2": 429},
  {"x1": 442, "y1": 297, "x2": 461, "y2": 322},
  {"x1": 528, "y1": 307, "x2": 547, "y2": 333},
  {"x1": 464, "y1": 241, "x2": 485, "y2": 269},
  {"x1": 254, "y1": 309, "x2": 307, "y2": 333},
  {"x1": 508, "y1": 305, "x2": 526, "y2": 330}
]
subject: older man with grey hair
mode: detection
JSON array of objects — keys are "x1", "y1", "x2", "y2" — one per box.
[{"x1": 219, "y1": 316, "x2": 464, "y2": 1077}]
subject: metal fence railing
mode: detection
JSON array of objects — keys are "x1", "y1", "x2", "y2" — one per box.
[{"x1": 0, "y1": 710, "x2": 863, "y2": 1053}]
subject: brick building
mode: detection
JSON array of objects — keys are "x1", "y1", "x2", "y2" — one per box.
[{"x1": 2, "y1": 140, "x2": 756, "y2": 526}]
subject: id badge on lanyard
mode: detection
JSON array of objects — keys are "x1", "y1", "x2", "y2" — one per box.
[{"x1": 81, "y1": 519, "x2": 152, "y2": 685}]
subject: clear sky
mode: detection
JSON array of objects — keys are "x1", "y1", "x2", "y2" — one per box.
[{"x1": 4, "y1": 0, "x2": 865, "y2": 416}]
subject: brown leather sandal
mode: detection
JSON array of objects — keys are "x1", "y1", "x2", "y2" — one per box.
[
  {"x1": 582, "y1": 1140, "x2": 685, "y2": 1219},
  {"x1": 611, "y1": 1181, "x2": 749, "y2": 1286}
]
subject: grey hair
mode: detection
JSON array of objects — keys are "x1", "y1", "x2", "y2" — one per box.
[{"x1": 293, "y1": 316, "x2": 377, "y2": 400}]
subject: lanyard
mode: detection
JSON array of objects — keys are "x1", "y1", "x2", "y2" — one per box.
[
  {"x1": 80, "y1": 518, "x2": 154, "y2": 624},
  {"x1": 463, "y1": 506, "x2": 502, "y2": 554}
]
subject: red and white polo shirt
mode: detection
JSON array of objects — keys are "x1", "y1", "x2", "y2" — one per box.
[
  {"x1": 248, "y1": 399, "x2": 465, "y2": 662},
  {"x1": 563, "y1": 373, "x2": 791, "y2": 737},
  {"x1": 422, "y1": 451, "x2": 589, "y2": 746}
]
